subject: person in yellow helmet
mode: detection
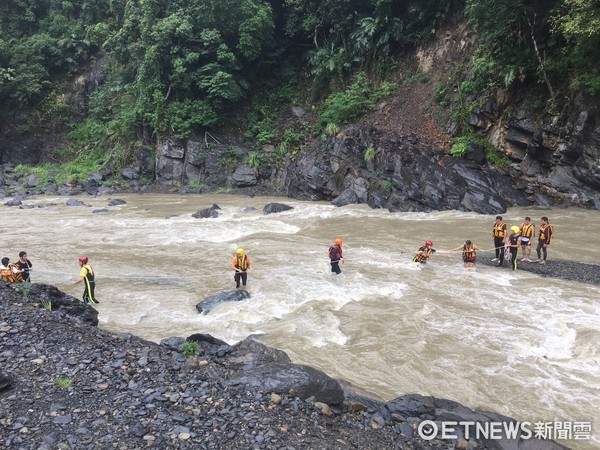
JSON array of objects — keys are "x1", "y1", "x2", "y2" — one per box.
[
  {"x1": 232, "y1": 248, "x2": 252, "y2": 288},
  {"x1": 505, "y1": 226, "x2": 523, "y2": 270},
  {"x1": 328, "y1": 238, "x2": 344, "y2": 274}
]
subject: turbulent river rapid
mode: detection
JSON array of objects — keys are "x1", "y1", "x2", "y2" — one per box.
[{"x1": 3, "y1": 194, "x2": 599, "y2": 448}]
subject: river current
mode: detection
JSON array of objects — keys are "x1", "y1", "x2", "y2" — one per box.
[{"x1": 2, "y1": 194, "x2": 599, "y2": 448}]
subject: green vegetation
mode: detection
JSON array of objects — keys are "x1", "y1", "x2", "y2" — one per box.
[
  {"x1": 40, "y1": 299, "x2": 52, "y2": 311},
  {"x1": 54, "y1": 378, "x2": 73, "y2": 389},
  {"x1": 0, "y1": 0, "x2": 597, "y2": 180},
  {"x1": 364, "y1": 146, "x2": 376, "y2": 162},
  {"x1": 450, "y1": 135, "x2": 508, "y2": 167},
  {"x1": 20, "y1": 280, "x2": 32, "y2": 300},
  {"x1": 181, "y1": 341, "x2": 199, "y2": 357}
]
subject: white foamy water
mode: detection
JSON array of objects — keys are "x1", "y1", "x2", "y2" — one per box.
[{"x1": 2, "y1": 193, "x2": 599, "y2": 448}]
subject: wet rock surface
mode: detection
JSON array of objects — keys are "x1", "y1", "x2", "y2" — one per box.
[
  {"x1": 478, "y1": 256, "x2": 600, "y2": 285},
  {"x1": 0, "y1": 283, "x2": 568, "y2": 449}
]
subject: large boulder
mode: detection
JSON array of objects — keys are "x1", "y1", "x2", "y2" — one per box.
[
  {"x1": 331, "y1": 188, "x2": 359, "y2": 207},
  {"x1": 192, "y1": 203, "x2": 220, "y2": 219},
  {"x1": 196, "y1": 289, "x2": 251, "y2": 314},
  {"x1": 27, "y1": 283, "x2": 99, "y2": 326},
  {"x1": 229, "y1": 362, "x2": 345, "y2": 405},
  {"x1": 263, "y1": 203, "x2": 294, "y2": 214}
]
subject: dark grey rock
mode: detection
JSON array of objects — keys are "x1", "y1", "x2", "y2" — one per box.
[
  {"x1": 263, "y1": 203, "x2": 293, "y2": 215},
  {"x1": 331, "y1": 188, "x2": 359, "y2": 207},
  {"x1": 230, "y1": 362, "x2": 345, "y2": 405},
  {"x1": 65, "y1": 199, "x2": 85, "y2": 207},
  {"x1": 231, "y1": 165, "x2": 258, "y2": 187},
  {"x1": 196, "y1": 290, "x2": 251, "y2": 314},
  {"x1": 4, "y1": 198, "x2": 22, "y2": 207}
]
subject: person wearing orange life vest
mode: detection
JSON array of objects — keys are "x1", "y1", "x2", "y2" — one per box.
[
  {"x1": 449, "y1": 240, "x2": 483, "y2": 268},
  {"x1": 519, "y1": 216, "x2": 535, "y2": 262},
  {"x1": 329, "y1": 238, "x2": 344, "y2": 274},
  {"x1": 491, "y1": 215, "x2": 507, "y2": 267},
  {"x1": 70, "y1": 256, "x2": 98, "y2": 304},
  {"x1": 536, "y1": 216, "x2": 554, "y2": 265},
  {"x1": 232, "y1": 248, "x2": 252, "y2": 288},
  {"x1": 0, "y1": 257, "x2": 23, "y2": 283},
  {"x1": 506, "y1": 226, "x2": 523, "y2": 270},
  {"x1": 413, "y1": 240, "x2": 436, "y2": 265}
]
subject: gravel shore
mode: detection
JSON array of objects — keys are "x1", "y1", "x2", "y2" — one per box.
[
  {"x1": 0, "y1": 283, "x2": 569, "y2": 450},
  {"x1": 478, "y1": 256, "x2": 600, "y2": 285}
]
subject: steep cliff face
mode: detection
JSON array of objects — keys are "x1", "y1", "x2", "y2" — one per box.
[
  {"x1": 276, "y1": 17, "x2": 600, "y2": 211},
  {"x1": 479, "y1": 100, "x2": 600, "y2": 209}
]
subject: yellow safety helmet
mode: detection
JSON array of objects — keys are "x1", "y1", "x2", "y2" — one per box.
[
  {"x1": 236, "y1": 248, "x2": 244, "y2": 255},
  {"x1": 334, "y1": 238, "x2": 343, "y2": 245},
  {"x1": 511, "y1": 226, "x2": 520, "y2": 233}
]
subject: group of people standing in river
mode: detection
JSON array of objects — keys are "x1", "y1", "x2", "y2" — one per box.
[
  {"x1": 328, "y1": 216, "x2": 555, "y2": 274},
  {"x1": 414, "y1": 215, "x2": 554, "y2": 271},
  {"x1": 2, "y1": 215, "x2": 555, "y2": 305}
]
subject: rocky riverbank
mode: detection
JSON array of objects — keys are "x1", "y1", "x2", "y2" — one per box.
[
  {"x1": 478, "y1": 256, "x2": 600, "y2": 285},
  {"x1": 0, "y1": 283, "x2": 569, "y2": 450}
]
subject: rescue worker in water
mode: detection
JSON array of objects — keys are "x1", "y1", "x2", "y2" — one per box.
[
  {"x1": 449, "y1": 240, "x2": 484, "y2": 268},
  {"x1": 413, "y1": 240, "x2": 436, "y2": 265},
  {"x1": 232, "y1": 248, "x2": 252, "y2": 288}
]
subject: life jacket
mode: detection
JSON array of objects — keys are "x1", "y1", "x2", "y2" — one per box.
[
  {"x1": 463, "y1": 244, "x2": 476, "y2": 261},
  {"x1": 493, "y1": 222, "x2": 506, "y2": 238},
  {"x1": 329, "y1": 245, "x2": 342, "y2": 261},
  {"x1": 539, "y1": 223, "x2": 554, "y2": 243},
  {"x1": 521, "y1": 223, "x2": 534, "y2": 239},
  {"x1": 413, "y1": 246, "x2": 431, "y2": 263},
  {"x1": 0, "y1": 264, "x2": 22, "y2": 283},
  {"x1": 82, "y1": 264, "x2": 94, "y2": 282},
  {"x1": 234, "y1": 255, "x2": 249, "y2": 270}
]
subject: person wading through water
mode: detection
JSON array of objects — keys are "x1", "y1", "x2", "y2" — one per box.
[
  {"x1": 232, "y1": 248, "x2": 252, "y2": 288},
  {"x1": 449, "y1": 240, "x2": 484, "y2": 268},
  {"x1": 413, "y1": 241, "x2": 436, "y2": 266},
  {"x1": 70, "y1": 256, "x2": 98, "y2": 304},
  {"x1": 328, "y1": 238, "x2": 344, "y2": 274}
]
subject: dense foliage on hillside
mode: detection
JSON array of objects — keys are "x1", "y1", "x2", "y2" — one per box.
[{"x1": 1, "y1": 0, "x2": 599, "y2": 169}]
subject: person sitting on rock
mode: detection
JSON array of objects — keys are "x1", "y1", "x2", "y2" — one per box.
[{"x1": 0, "y1": 257, "x2": 23, "y2": 283}]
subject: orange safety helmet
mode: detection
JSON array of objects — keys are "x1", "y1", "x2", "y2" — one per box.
[
  {"x1": 78, "y1": 256, "x2": 88, "y2": 264},
  {"x1": 334, "y1": 238, "x2": 343, "y2": 245},
  {"x1": 425, "y1": 241, "x2": 433, "y2": 247}
]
